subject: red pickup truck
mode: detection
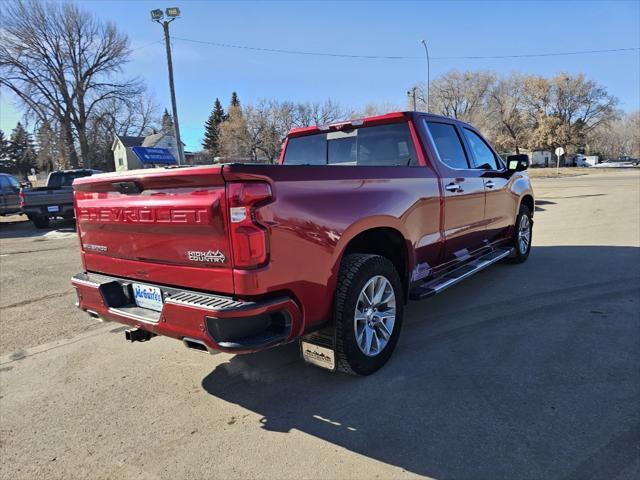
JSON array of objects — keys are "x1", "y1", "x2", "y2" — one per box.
[{"x1": 72, "y1": 112, "x2": 533, "y2": 375}]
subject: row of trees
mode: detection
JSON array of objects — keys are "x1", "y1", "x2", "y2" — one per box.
[
  {"x1": 2, "y1": 1, "x2": 636, "y2": 173},
  {"x1": 201, "y1": 94, "x2": 389, "y2": 162},
  {"x1": 408, "y1": 71, "x2": 637, "y2": 157},
  {"x1": 199, "y1": 71, "x2": 636, "y2": 164},
  {"x1": 0, "y1": 0, "x2": 159, "y2": 174}
]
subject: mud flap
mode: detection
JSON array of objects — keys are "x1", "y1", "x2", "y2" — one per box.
[{"x1": 300, "y1": 325, "x2": 336, "y2": 372}]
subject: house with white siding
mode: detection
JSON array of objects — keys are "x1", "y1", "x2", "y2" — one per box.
[{"x1": 112, "y1": 111, "x2": 184, "y2": 171}]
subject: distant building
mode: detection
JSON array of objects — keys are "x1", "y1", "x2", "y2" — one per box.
[
  {"x1": 112, "y1": 135, "x2": 145, "y2": 171},
  {"x1": 112, "y1": 110, "x2": 184, "y2": 171},
  {"x1": 531, "y1": 150, "x2": 553, "y2": 167}
]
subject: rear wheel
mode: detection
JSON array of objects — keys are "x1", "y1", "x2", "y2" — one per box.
[
  {"x1": 507, "y1": 204, "x2": 532, "y2": 264},
  {"x1": 29, "y1": 214, "x2": 50, "y2": 229},
  {"x1": 334, "y1": 254, "x2": 404, "y2": 376}
]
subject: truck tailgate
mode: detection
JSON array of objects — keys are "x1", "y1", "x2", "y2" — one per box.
[
  {"x1": 23, "y1": 188, "x2": 73, "y2": 207},
  {"x1": 73, "y1": 166, "x2": 235, "y2": 293}
]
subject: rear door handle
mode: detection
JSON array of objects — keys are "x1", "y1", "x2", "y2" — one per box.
[
  {"x1": 485, "y1": 180, "x2": 495, "y2": 189},
  {"x1": 445, "y1": 183, "x2": 462, "y2": 193}
]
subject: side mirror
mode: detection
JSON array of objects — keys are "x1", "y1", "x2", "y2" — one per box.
[{"x1": 506, "y1": 154, "x2": 529, "y2": 172}]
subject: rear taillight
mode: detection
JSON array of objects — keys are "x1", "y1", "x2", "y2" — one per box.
[
  {"x1": 227, "y1": 182, "x2": 272, "y2": 269},
  {"x1": 18, "y1": 190, "x2": 25, "y2": 207}
]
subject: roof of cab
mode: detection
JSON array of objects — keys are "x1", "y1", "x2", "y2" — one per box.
[{"x1": 286, "y1": 111, "x2": 466, "y2": 138}]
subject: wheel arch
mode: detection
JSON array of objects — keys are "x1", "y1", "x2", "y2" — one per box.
[
  {"x1": 336, "y1": 222, "x2": 413, "y2": 302},
  {"x1": 520, "y1": 194, "x2": 534, "y2": 217}
]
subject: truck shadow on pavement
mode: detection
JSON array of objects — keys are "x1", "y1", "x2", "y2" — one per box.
[
  {"x1": 0, "y1": 216, "x2": 75, "y2": 239},
  {"x1": 201, "y1": 246, "x2": 640, "y2": 479}
]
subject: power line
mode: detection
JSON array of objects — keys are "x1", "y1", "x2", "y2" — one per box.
[
  {"x1": 129, "y1": 39, "x2": 164, "y2": 53},
  {"x1": 440, "y1": 47, "x2": 640, "y2": 60},
  {"x1": 172, "y1": 36, "x2": 640, "y2": 61},
  {"x1": 172, "y1": 36, "x2": 415, "y2": 59}
]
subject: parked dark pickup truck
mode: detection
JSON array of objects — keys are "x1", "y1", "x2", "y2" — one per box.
[
  {"x1": 0, "y1": 173, "x2": 24, "y2": 216},
  {"x1": 21, "y1": 169, "x2": 100, "y2": 228},
  {"x1": 71, "y1": 112, "x2": 533, "y2": 375}
]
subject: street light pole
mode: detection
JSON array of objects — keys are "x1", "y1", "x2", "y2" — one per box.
[
  {"x1": 152, "y1": 8, "x2": 185, "y2": 165},
  {"x1": 420, "y1": 39, "x2": 430, "y2": 113}
]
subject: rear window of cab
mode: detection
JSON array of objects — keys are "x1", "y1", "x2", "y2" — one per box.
[
  {"x1": 48, "y1": 170, "x2": 95, "y2": 188},
  {"x1": 283, "y1": 123, "x2": 418, "y2": 166}
]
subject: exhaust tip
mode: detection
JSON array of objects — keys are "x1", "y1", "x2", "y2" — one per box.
[{"x1": 182, "y1": 337, "x2": 212, "y2": 354}]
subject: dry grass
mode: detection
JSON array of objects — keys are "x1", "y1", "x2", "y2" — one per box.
[{"x1": 527, "y1": 167, "x2": 638, "y2": 178}]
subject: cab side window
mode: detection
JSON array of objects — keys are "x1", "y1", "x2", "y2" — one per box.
[
  {"x1": 7, "y1": 176, "x2": 20, "y2": 190},
  {"x1": 425, "y1": 121, "x2": 470, "y2": 169},
  {"x1": 463, "y1": 128, "x2": 499, "y2": 170}
]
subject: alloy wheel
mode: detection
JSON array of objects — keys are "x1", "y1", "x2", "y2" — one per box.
[
  {"x1": 518, "y1": 214, "x2": 531, "y2": 254},
  {"x1": 354, "y1": 275, "x2": 396, "y2": 357}
]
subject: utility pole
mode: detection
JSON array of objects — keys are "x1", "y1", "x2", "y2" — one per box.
[
  {"x1": 151, "y1": 8, "x2": 185, "y2": 165},
  {"x1": 420, "y1": 39, "x2": 430, "y2": 113},
  {"x1": 407, "y1": 87, "x2": 417, "y2": 111}
]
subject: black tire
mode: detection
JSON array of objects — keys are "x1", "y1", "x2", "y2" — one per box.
[
  {"x1": 29, "y1": 214, "x2": 50, "y2": 229},
  {"x1": 334, "y1": 254, "x2": 404, "y2": 376},
  {"x1": 506, "y1": 204, "x2": 532, "y2": 264}
]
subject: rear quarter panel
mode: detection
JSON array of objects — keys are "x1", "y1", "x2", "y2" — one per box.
[{"x1": 224, "y1": 164, "x2": 441, "y2": 331}]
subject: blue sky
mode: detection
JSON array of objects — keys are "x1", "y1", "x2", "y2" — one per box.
[{"x1": 1, "y1": 0, "x2": 639, "y2": 151}]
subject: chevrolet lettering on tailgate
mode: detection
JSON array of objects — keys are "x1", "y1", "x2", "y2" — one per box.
[{"x1": 78, "y1": 207, "x2": 209, "y2": 224}]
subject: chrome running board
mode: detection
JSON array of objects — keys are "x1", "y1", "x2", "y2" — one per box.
[{"x1": 409, "y1": 247, "x2": 513, "y2": 300}]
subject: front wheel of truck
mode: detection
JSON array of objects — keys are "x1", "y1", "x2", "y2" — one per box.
[
  {"x1": 506, "y1": 204, "x2": 532, "y2": 264},
  {"x1": 334, "y1": 254, "x2": 404, "y2": 376}
]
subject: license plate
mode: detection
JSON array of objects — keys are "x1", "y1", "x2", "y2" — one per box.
[
  {"x1": 301, "y1": 341, "x2": 336, "y2": 371},
  {"x1": 47, "y1": 205, "x2": 59, "y2": 212},
  {"x1": 132, "y1": 283, "x2": 163, "y2": 312}
]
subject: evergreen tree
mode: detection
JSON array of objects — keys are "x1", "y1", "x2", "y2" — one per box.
[
  {"x1": 0, "y1": 130, "x2": 8, "y2": 160},
  {"x1": 161, "y1": 109, "x2": 174, "y2": 133},
  {"x1": 0, "y1": 130, "x2": 12, "y2": 171},
  {"x1": 36, "y1": 119, "x2": 58, "y2": 172},
  {"x1": 202, "y1": 98, "x2": 226, "y2": 153},
  {"x1": 8, "y1": 122, "x2": 37, "y2": 177},
  {"x1": 230, "y1": 92, "x2": 240, "y2": 109}
]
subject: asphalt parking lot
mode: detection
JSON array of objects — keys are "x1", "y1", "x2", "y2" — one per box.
[{"x1": 1, "y1": 170, "x2": 639, "y2": 480}]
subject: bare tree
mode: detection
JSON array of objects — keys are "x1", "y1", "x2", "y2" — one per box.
[
  {"x1": 92, "y1": 93, "x2": 159, "y2": 139},
  {"x1": 550, "y1": 73, "x2": 619, "y2": 146},
  {"x1": 0, "y1": 0, "x2": 143, "y2": 167},
  {"x1": 521, "y1": 73, "x2": 619, "y2": 152},
  {"x1": 215, "y1": 98, "x2": 351, "y2": 164},
  {"x1": 521, "y1": 75, "x2": 554, "y2": 121},
  {"x1": 487, "y1": 74, "x2": 529, "y2": 153},
  {"x1": 408, "y1": 70, "x2": 620, "y2": 156},
  {"x1": 354, "y1": 102, "x2": 403, "y2": 118},
  {"x1": 413, "y1": 70, "x2": 496, "y2": 127},
  {"x1": 296, "y1": 99, "x2": 346, "y2": 127},
  {"x1": 587, "y1": 110, "x2": 640, "y2": 158}
]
